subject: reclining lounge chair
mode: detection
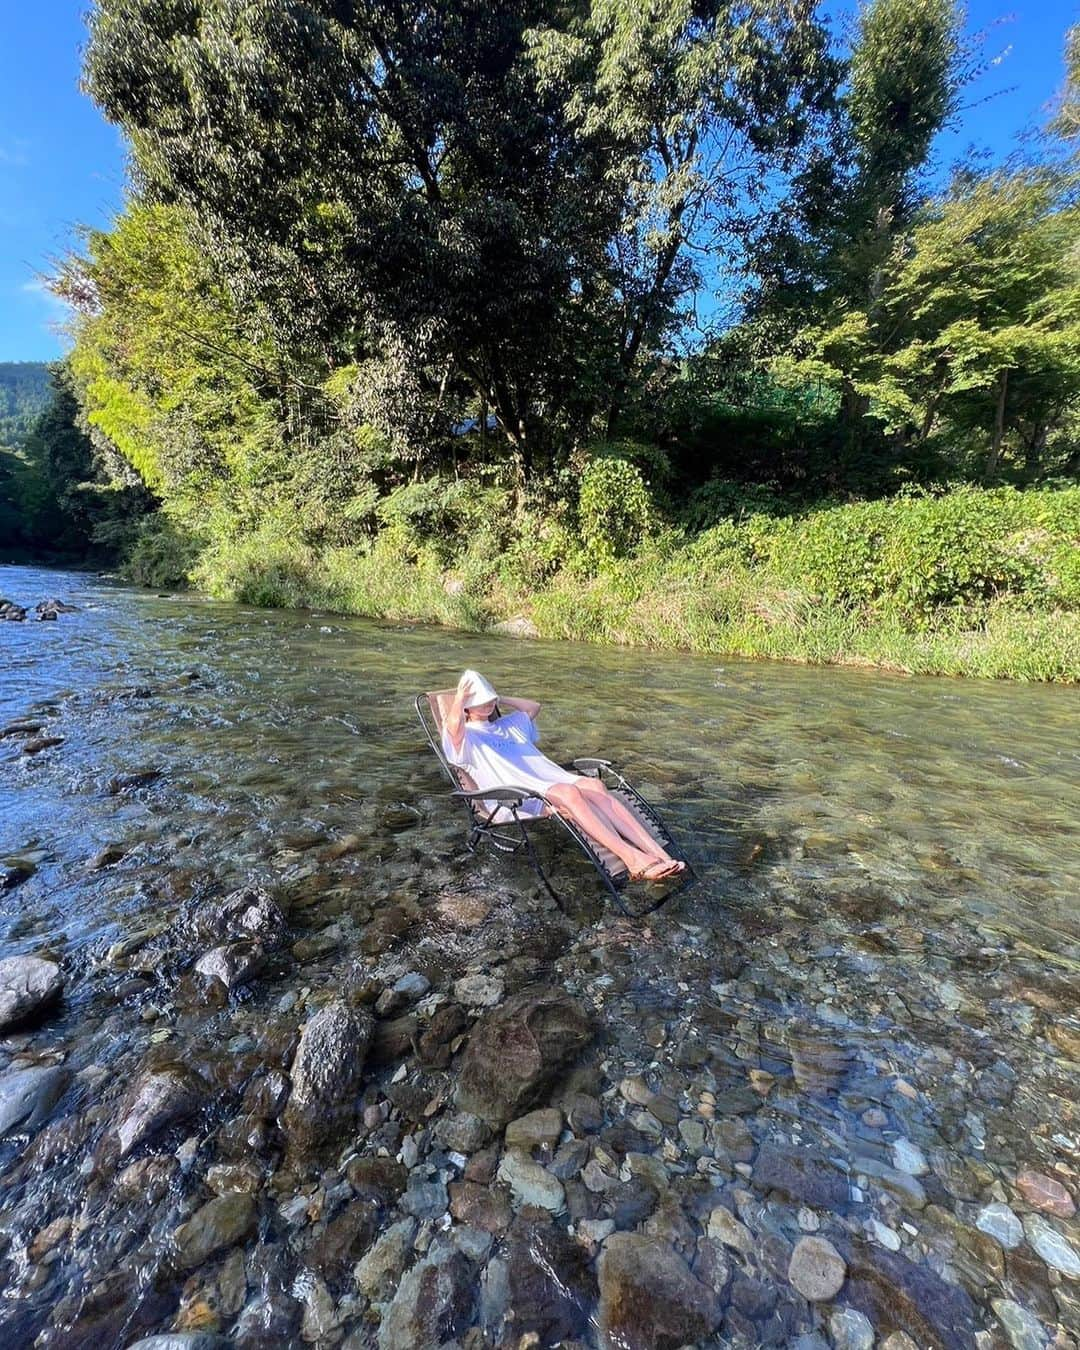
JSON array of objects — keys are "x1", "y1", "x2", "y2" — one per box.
[{"x1": 415, "y1": 690, "x2": 693, "y2": 915}]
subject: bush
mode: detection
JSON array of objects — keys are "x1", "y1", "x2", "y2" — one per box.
[{"x1": 578, "y1": 456, "x2": 652, "y2": 564}]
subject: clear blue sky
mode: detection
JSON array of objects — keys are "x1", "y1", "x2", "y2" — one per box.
[{"x1": 1, "y1": 0, "x2": 1075, "y2": 362}]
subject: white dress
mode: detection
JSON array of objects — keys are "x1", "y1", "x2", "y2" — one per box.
[{"x1": 442, "y1": 709, "x2": 581, "y2": 819}]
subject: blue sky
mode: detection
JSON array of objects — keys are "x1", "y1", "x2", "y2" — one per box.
[{"x1": 1, "y1": 0, "x2": 1076, "y2": 362}]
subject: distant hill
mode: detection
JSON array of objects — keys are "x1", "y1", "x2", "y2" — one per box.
[{"x1": 0, "y1": 362, "x2": 52, "y2": 447}]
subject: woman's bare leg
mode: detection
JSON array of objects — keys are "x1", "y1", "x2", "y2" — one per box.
[
  {"x1": 575, "y1": 778, "x2": 679, "y2": 862},
  {"x1": 548, "y1": 783, "x2": 658, "y2": 874}
]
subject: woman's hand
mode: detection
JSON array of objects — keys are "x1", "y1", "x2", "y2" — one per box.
[{"x1": 500, "y1": 694, "x2": 541, "y2": 720}]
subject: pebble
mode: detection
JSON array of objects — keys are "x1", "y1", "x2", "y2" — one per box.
[
  {"x1": 505, "y1": 1107, "x2": 562, "y2": 1151},
  {"x1": 1023, "y1": 1214, "x2": 1080, "y2": 1277},
  {"x1": 497, "y1": 1149, "x2": 565, "y2": 1212},
  {"x1": 991, "y1": 1299, "x2": 1048, "y2": 1350},
  {"x1": 797, "y1": 1207, "x2": 820, "y2": 1232},
  {"x1": 829, "y1": 1307, "x2": 875, "y2": 1350},
  {"x1": 976, "y1": 1202, "x2": 1024, "y2": 1249},
  {"x1": 1015, "y1": 1168, "x2": 1076, "y2": 1219},
  {"x1": 451, "y1": 974, "x2": 503, "y2": 1007},
  {"x1": 707, "y1": 1206, "x2": 754, "y2": 1254},
  {"x1": 787, "y1": 1237, "x2": 846, "y2": 1301},
  {"x1": 868, "y1": 1218, "x2": 902, "y2": 1251},
  {"x1": 891, "y1": 1136, "x2": 929, "y2": 1176}
]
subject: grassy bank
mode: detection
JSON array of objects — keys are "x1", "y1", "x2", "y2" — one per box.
[{"x1": 129, "y1": 484, "x2": 1080, "y2": 683}]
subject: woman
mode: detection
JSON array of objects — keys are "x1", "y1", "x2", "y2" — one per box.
[{"x1": 442, "y1": 669, "x2": 686, "y2": 881}]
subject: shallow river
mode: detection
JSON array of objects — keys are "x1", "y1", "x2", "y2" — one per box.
[{"x1": 1, "y1": 562, "x2": 1078, "y2": 1350}]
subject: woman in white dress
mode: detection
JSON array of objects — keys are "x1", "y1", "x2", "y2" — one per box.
[{"x1": 442, "y1": 669, "x2": 686, "y2": 881}]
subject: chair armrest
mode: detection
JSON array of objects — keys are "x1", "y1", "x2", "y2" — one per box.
[
  {"x1": 572, "y1": 757, "x2": 612, "y2": 775},
  {"x1": 451, "y1": 787, "x2": 543, "y2": 803}
]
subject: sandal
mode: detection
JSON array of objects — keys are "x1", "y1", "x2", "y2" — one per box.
[{"x1": 631, "y1": 858, "x2": 686, "y2": 882}]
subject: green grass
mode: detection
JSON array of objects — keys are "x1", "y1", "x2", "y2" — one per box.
[{"x1": 130, "y1": 484, "x2": 1080, "y2": 683}]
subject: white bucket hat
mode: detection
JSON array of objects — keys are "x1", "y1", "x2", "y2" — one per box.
[{"x1": 460, "y1": 669, "x2": 498, "y2": 708}]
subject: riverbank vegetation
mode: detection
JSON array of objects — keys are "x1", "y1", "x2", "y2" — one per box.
[{"x1": 16, "y1": 0, "x2": 1080, "y2": 678}]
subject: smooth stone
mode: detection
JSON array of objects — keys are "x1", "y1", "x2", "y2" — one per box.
[
  {"x1": 976, "y1": 1202, "x2": 1024, "y2": 1249},
  {"x1": 1023, "y1": 1214, "x2": 1080, "y2": 1276},
  {"x1": 597, "y1": 1232, "x2": 721, "y2": 1350},
  {"x1": 890, "y1": 1137, "x2": 929, "y2": 1176},
  {"x1": 707, "y1": 1205, "x2": 754, "y2": 1254},
  {"x1": 173, "y1": 1193, "x2": 256, "y2": 1269},
  {"x1": 126, "y1": 1338, "x2": 231, "y2": 1350},
  {"x1": 788, "y1": 1237, "x2": 846, "y2": 1301},
  {"x1": 455, "y1": 986, "x2": 592, "y2": 1126},
  {"x1": 991, "y1": 1299, "x2": 1048, "y2": 1350},
  {"x1": 829, "y1": 1307, "x2": 875, "y2": 1350},
  {"x1": 0, "y1": 955, "x2": 64, "y2": 1030},
  {"x1": 853, "y1": 1156, "x2": 927, "y2": 1210},
  {"x1": 1015, "y1": 1168, "x2": 1076, "y2": 1219},
  {"x1": 579, "y1": 1218, "x2": 616, "y2": 1243},
  {"x1": 868, "y1": 1218, "x2": 901, "y2": 1252},
  {"x1": 497, "y1": 1149, "x2": 565, "y2": 1213},
  {"x1": 755, "y1": 1141, "x2": 849, "y2": 1207},
  {"x1": 505, "y1": 1107, "x2": 563, "y2": 1151},
  {"x1": 0, "y1": 1065, "x2": 70, "y2": 1137},
  {"x1": 115, "y1": 1065, "x2": 203, "y2": 1157}
]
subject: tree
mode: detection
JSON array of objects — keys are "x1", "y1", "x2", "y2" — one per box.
[{"x1": 773, "y1": 168, "x2": 1080, "y2": 480}]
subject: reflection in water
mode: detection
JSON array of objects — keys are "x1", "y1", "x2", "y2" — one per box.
[{"x1": 1, "y1": 562, "x2": 1078, "y2": 1349}]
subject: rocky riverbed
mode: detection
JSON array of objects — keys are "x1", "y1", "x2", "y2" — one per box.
[{"x1": 0, "y1": 564, "x2": 1078, "y2": 1349}]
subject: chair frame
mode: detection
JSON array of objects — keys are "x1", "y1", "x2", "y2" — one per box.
[{"x1": 415, "y1": 692, "x2": 693, "y2": 915}]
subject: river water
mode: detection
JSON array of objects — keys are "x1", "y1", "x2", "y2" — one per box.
[{"x1": 1, "y1": 562, "x2": 1077, "y2": 1350}]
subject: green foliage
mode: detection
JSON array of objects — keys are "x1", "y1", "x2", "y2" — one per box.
[{"x1": 578, "y1": 456, "x2": 653, "y2": 564}]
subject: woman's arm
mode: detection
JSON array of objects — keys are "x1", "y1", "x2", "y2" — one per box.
[
  {"x1": 444, "y1": 684, "x2": 469, "y2": 754},
  {"x1": 500, "y1": 695, "x2": 541, "y2": 720}
]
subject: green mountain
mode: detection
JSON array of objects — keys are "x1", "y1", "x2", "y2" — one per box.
[{"x1": 0, "y1": 361, "x2": 52, "y2": 448}]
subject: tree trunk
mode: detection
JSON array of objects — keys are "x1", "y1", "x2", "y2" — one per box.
[{"x1": 985, "y1": 369, "x2": 1008, "y2": 481}]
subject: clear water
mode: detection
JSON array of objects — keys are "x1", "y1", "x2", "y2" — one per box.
[{"x1": 1, "y1": 562, "x2": 1078, "y2": 1348}]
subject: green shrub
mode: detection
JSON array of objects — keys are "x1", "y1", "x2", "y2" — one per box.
[{"x1": 578, "y1": 456, "x2": 652, "y2": 564}]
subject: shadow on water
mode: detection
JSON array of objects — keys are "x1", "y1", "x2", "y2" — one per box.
[{"x1": 1, "y1": 562, "x2": 1078, "y2": 1349}]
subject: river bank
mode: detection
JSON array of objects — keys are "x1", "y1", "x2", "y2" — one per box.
[
  {"x1": 1, "y1": 565, "x2": 1078, "y2": 1348},
  {"x1": 125, "y1": 483, "x2": 1080, "y2": 684}
]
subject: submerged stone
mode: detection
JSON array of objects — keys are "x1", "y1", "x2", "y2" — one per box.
[
  {"x1": 976, "y1": 1202, "x2": 1023, "y2": 1249},
  {"x1": 598, "y1": 1232, "x2": 721, "y2": 1350},
  {"x1": 282, "y1": 1000, "x2": 373, "y2": 1157},
  {"x1": 0, "y1": 955, "x2": 64, "y2": 1030},
  {"x1": 173, "y1": 1193, "x2": 256, "y2": 1269},
  {"x1": 455, "y1": 985, "x2": 592, "y2": 1126},
  {"x1": 788, "y1": 1236, "x2": 846, "y2": 1301},
  {"x1": 0, "y1": 1065, "x2": 70, "y2": 1137}
]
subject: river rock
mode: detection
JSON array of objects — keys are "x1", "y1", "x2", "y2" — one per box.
[
  {"x1": 853, "y1": 1155, "x2": 927, "y2": 1210},
  {"x1": 842, "y1": 1241, "x2": 978, "y2": 1349},
  {"x1": 497, "y1": 1148, "x2": 565, "y2": 1212},
  {"x1": 1015, "y1": 1167, "x2": 1076, "y2": 1218},
  {"x1": 490, "y1": 616, "x2": 539, "y2": 638},
  {"x1": 707, "y1": 1205, "x2": 755, "y2": 1254},
  {"x1": 890, "y1": 1137, "x2": 929, "y2": 1176},
  {"x1": 1023, "y1": 1214, "x2": 1080, "y2": 1276},
  {"x1": 434, "y1": 1111, "x2": 492, "y2": 1154},
  {"x1": 126, "y1": 1338, "x2": 232, "y2": 1350},
  {"x1": 598, "y1": 1232, "x2": 722, "y2": 1350},
  {"x1": 449, "y1": 1181, "x2": 511, "y2": 1234},
  {"x1": 455, "y1": 985, "x2": 592, "y2": 1126},
  {"x1": 505, "y1": 1106, "x2": 563, "y2": 1151},
  {"x1": 354, "y1": 1217, "x2": 417, "y2": 1300},
  {"x1": 377, "y1": 1248, "x2": 475, "y2": 1350},
  {"x1": 788, "y1": 1237, "x2": 846, "y2": 1301},
  {"x1": 0, "y1": 954, "x2": 64, "y2": 1030},
  {"x1": 976, "y1": 1201, "x2": 1023, "y2": 1249},
  {"x1": 197, "y1": 884, "x2": 288, "y2": 949},
  {"x1": 0, "y1": 1065, "x2": 70, "y2": 1136},
  {"x1": 173, "y1": 1193, "x2": 257, "y2": 1269},
  {"x1": 991, "y1": 1299, "x2": 1047, "y2": 1350},
  {"x1": 452, "y1": 973, "x2": 505, "y2": 1007},
  {"x1": 115, "y1": 1064, "x2": 203, "y2": 1157},
  {"x1": 830, "y1": 1307, "x2": 875, "y2": 1350},
  {"x1": 502, "y1": 1211, "x2": 596, "y2": 1343},
  {"x1": 754, "y1": 1141, "x2": 849, "y2": 1207},
  {"x1": 283, "y1": 1000, "x2": 373, "y2": 1156},
  {"x1": 194, "y1": 941, "x2": 266, "y2": 990}
]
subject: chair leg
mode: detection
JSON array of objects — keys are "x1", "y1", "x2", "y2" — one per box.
[{"x1": 515, "y1": 814, "x2": 564, "y2": 911}]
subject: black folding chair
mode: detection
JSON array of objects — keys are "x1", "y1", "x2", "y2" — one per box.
[{"x1": 415, "y1": 691, "x2": 693, "y2": 916}]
